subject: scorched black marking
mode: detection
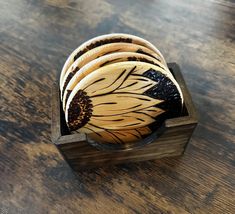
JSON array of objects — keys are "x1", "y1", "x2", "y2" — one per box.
[{"x1": 74, "y1": 38, "x2": 132, "y2": 61}]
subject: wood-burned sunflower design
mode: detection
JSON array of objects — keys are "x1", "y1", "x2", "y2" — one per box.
[{"x1": 65, "y1": 61, "x2": 183, "y2": 144}]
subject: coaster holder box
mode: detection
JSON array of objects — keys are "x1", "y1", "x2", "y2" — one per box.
[{"x1": 51, "y1": 63, "x2": 198, "y2": 170}]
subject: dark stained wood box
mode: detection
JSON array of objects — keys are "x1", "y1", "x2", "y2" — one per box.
[{"x1": 51, "y1": 63, "x2": 198, "y2": 170}]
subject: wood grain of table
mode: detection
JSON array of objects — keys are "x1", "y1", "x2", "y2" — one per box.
[{"x1": 0, "y1": 0, "x2": 235, "y2": 213}]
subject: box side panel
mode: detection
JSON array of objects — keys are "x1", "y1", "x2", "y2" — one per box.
[{"x1": 58, "y1": 124, "x2": 196, "y2": 170}]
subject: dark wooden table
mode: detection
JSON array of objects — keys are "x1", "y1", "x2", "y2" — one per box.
[{"x1": 1, "y1": 0, "x2": 235, "y2": 213}]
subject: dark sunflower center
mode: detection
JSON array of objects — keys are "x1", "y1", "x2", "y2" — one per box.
[{"x1": 67, "y1": 90, "x2": 93, "y2": 131}]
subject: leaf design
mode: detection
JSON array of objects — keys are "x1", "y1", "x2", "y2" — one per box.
[
  {"x1": 87, "y1": 107, "x2": 162, "y2": 130},
  {"x1": 91, "y1": 93, "x2": 163, "y2": 116},
  {"x1": 115, "y1": 75, "x2": 156, "y2": 94},
  {"x1": 80, "y1": 67, "x2": 135, "y2": 97}
]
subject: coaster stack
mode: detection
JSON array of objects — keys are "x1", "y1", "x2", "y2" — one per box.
[{"x1": 59, "y1": 34, "x2": 184, "y2": 149}]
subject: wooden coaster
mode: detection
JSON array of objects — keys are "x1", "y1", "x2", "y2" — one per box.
[{"x1": 65, "y1": 62, "x2": 183, "y2": 145}]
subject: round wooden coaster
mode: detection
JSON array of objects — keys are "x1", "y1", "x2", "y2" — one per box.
[{"x1": 65, "y1": 61, "x2": 183, "y2": 137}]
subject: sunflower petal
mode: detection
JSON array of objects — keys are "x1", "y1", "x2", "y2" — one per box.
[
  {"x1": 132, "y1": 63, "x2": 183, "y2": 103},
  {"x1": 79, "y1": 67, "x2": 135, "y2": 97},
  {"x1": 86, "y1": 126, "x2": 152, "y2": 144},
  {"x1": 115, "y1": 75, "x2": 155, "y2": 94},
  {"x1": 90, "y1": 107, "x2": 163, "y2": 130},
  {"x1": 135, "y1": 126, "x2": 152, "y2": 136},
  {"x1": 92, "y1": 93, "x2": 163, "y2": 116}
]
